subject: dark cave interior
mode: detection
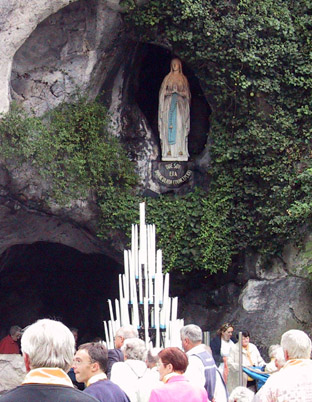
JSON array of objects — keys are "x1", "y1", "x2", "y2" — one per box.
[{"x1": 0, "y1": 242, "x2": 122, "y2": 344}]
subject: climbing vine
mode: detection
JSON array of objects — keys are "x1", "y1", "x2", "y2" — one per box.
[
  {"x1": 99, "y1": 187, "x2": 234, "y2": 273},
  {"x1": 1, "y1": 0, "x2": 312, "y2": 274},
  {"x1": 0, "y1": 98, "x2": 138, "y2": 204},
  {"x1": 117, "y1": 0, "x2": 312, "y2": 264}
]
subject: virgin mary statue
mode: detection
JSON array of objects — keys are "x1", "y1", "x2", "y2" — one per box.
[{"x1": 158, "y1": 58, "x2": 191, "y2": 161}]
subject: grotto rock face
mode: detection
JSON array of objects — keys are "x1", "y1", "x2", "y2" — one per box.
[
  {"x1": 0, "y1": 0, "x2": 159, "y2": 258},
  {"x1": 180, "y1": 236, "x2": 312, "y2": 358},
  {"x1": 0, "y1": 0, "x2": 79, "y2": 114},
  {"x1": 0, "y1": 201, "x2": 106, "y2": 259},
  {"x1": 11, "y1": 0, "x2": 126, "y2": 116},
  {"x1": 0, "y1": 355, "x2": 26, "y2": 394}
]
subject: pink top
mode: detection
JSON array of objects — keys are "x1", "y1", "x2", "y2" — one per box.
[{"x1": 149, "y1": 375, "x2": 208, "y2": 402}]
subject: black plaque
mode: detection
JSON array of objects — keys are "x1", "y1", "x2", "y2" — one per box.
[{"x1": 152, "y1": 161, "x2": 193, "y2": 187}]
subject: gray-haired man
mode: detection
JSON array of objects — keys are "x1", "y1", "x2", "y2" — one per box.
[
  {"x1": 254, "y1": 329, "x2": 312, "y2": 401},
  {"x1": 0, "y1": 319, "x2": 98, "y2": 402},
  {"x1": 181, "y1": 324, "x2": 228, "y2": 402}
]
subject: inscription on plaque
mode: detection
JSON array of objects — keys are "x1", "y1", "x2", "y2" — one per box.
[{"x1": 152, "y1": 161, "x2": 193, "y2": 187}]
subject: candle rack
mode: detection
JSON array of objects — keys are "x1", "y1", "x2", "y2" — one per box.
[{"x1": 103, "y1": 202, "x2": 184, "y2": 349}]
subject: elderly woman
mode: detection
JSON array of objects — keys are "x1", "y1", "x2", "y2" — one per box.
[
  {"x1": 227, "y1": 331, "x2": 266, "y2": 394},
  {"x1": 210, "y1": 323, "x2": 235, "y2": 379},
  {"x1": 264, "y1": 344, "x2": 286, "y2": 375},
  {"x1": 137, "y1": 348, "x2": 163, "y2": 402},
  {"x1": 149, "y1": 347, "x2": 208, "y2": 402},
  {"x1": 110, "y1": 338, "x2": 147, "y2": 402}
]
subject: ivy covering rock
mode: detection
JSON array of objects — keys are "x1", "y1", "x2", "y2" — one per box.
[
  {"x1": 112, "y1": 0, "x2": 312, "y2": 271},
  {"x1": 1, "y1": 0, "x2": 312, "y2": 274}
]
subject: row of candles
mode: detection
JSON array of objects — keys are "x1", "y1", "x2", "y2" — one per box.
[{"x1": 103, "y1": 202, "x2": 184, "y2": 348}]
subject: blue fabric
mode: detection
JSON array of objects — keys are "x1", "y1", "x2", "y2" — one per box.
[
  {"x1": 243, "y1": 366, "x2": 270, "y2": 390},
  {"x1": 84, "y1": 380, "x2": 130, "y2": 402},
  {"x1": 168, "y1": 93, "x2": 178, "y2": 145},
  {"x1": 193, "y1": 351, "x2": 217, "y2": 401}
]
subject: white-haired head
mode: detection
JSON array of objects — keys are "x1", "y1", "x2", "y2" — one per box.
[
  {"x1": 268, "y1": 344, "x2": 280, "y2": 359},
  {"x1": 281, "y1": 329, "x2": 311, "y2": 360},
  {"x1": 180, "y1": 324, "x2": 202, "y2": 343},
  {"x1": 229, "y1": 386, "x2": 254, "y2": 402},
  {"x1": 121, "y1": 338, "x2": 146, "y2": 361},
  {"x1": 116, "y1": 325, "x2": 138, "y2": 339},
  {"x1": 21, "y1": 319, "x2": 75, "y2": 372},
  {"x1": 114, "y1": 325, "x2": 138, "y2": 349}
]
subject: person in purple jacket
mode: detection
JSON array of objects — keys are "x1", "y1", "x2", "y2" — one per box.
[
  {"x1": 149, "y1": 347, "x2": 208, "y2": 402},
  {"x1": 74, "y1": 342, "x2": 130, "y2": 402}
]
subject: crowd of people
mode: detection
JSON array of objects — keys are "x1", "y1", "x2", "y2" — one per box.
[{"x1": 0, "y1": 320, "x2": 312, "y2": 401}]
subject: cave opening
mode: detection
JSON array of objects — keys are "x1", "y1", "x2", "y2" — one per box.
[
  {"x1": 134, "y1": 43, "x2": 211, "y2": 157},
  {"x1": 0, "y1": 242, "x2": 122, "y2": 344}
]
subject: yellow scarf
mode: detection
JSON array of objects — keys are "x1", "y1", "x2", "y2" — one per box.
[
  {"x1": 22, "y1": 368, "x2": 74, "y2": 387},
  {"x1": 243, "y1": 345, "x2": 254, "y2": 381}
]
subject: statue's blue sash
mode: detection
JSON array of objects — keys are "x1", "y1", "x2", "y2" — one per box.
[{"x1": 168, "y1": 92, "x2": 178, "y2": 145}]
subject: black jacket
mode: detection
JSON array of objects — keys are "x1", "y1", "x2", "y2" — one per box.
[
  {"x1": 107, "y1": 348, "x2": 124, "y2": 378},
  {"x1": 210, "y1": 335, "x2": 236, "y2": 366},
  {"x1": 0, "y1": 384, "x2": 99, "y2": 402}
]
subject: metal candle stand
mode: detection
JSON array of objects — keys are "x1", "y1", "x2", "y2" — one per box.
[{"x1": 103, "y1": 202, "x2": 184, "y2": 349}]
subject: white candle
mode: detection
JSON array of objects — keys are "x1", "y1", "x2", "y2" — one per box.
[
  {"x1": 130, "y1": 256, "x2": 137, "y2": 304},
  {"x1": 151, "y1": 225, "x2": 156, "y2": 276},
  {"x1": 133, "y1": 297, "x2": 140, "y2": 329},
  {"x1": 128, "y1": 250, "x2": 134, "y2": 302},
  {"x1": 147, "y1": 225, "x2": 151, "y2": 276},
  {"x1": 163, "y1": 273, "x2": 169, "y2": 306},
  {"x1": 115, "y1": 299, "x2": 121, "y2": 330},
  {"x1": 159, "y1": 275, "x2": 167, "y2": 328},
  {"x1": 103, "y1": 321, "x2": 109, "y2": 347},
  {"x1": 144, "y1": 297, "x2": 149, "y2": 346},
  {"x1": 134, "y1": 224, "x2": 139, "y2": 277},
  {"x1": 158, "y1": 273, "x2": 163, "y2": 305},
  {"x1": 145, "y1": 269, "x2": 149, "y2": 300},
  {"x1": 119, "y1": 274, "x2": 124, "y2": 301},
  {"x1": 171, "y1": 297, "x2": 178, "y2": 322},
  {"x1": 120, "y1": 297, "x2": 129, "y2": 326},
  {"x1": 155, "y1": 297, "x2": 160, "y2": 348},
  {"x1": 124, "y1": 251, "x2": 129, "y2": 303},
  {"x1": 139, "y1": 264, "x2": 143, "y2": 304},
  {"x1": 122, "y1": 274, "x2": 129, "y2": 304},
  {"x1": 108, "y1": 299, "x2": 115, "y2": 332},
  {"x1": 149, "y1": 273, "x2": 153, "y2": 305},
  {"x1": 108, "y1": 321, "x2": 114, "y2": 349},
  {"x1": 165, "y1": 297, "x2": 172, "y2": 337}
]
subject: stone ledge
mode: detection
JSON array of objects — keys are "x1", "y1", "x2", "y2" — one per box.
[{"x1": 0, "y1": 354, "x2": 26, "y2": 394}]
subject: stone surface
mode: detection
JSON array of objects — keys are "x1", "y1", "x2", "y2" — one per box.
[
  {"x1": 11, "y1": 0, "x2": 124, "y2": 116},
  {"x1": 232, "y1": 276, "x2": 312, "y2": 356},
  {"x1": 0, "y1": 354, "x2": 26, "y2": 394},
  {"x1": 0, "y1": 0, "x2": 160, "y2": 260},
  {"x1": 0, "y1": 0, "x2": 79, "y2": 114},
  {"x1": 181, "y1": 240, "x2": 312, "y2": 359},
  {"x1": 0, "y1": 203, "x2": 108, "y2": 259}
]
